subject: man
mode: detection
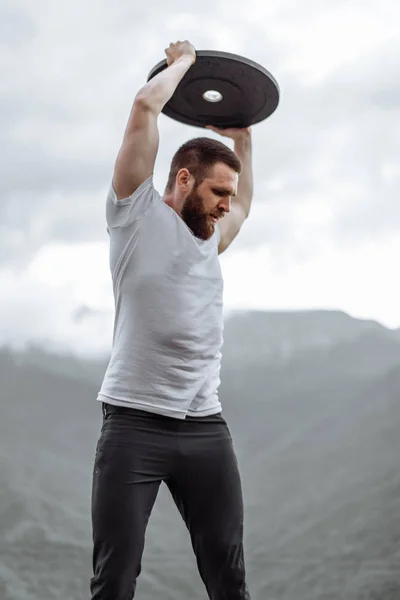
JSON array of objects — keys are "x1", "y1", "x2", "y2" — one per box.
[{"x1": 91, "y1": 40, "x2": 253, "y2": 600}]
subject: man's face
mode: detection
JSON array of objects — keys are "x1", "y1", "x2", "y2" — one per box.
[{"x1": 181, "y1": 163, "x2": 238, "y2": 241}]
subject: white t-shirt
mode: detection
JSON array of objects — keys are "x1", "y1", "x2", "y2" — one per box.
[{"x1": 97, "y1": 175, "x2": 224, "y2": 419}]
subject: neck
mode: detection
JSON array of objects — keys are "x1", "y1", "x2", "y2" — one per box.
[{"x1": 163, "y1": 192, "x2": 182, "y2": 215}]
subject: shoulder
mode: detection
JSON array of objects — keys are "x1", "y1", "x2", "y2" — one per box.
[
  {"x1": 108, "y1": 175, "x2": 155, "y2": 206},
  {"x1": 106, "y1": 175, "x2": 163, "y2": 228}
]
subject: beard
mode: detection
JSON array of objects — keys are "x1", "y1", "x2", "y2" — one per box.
[{"x1": 181, "y1": 189, "x2": 216, "y2": 241}]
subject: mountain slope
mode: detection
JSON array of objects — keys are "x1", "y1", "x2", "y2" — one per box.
[{"x1": 1, "y1": 310, "x2": 400, "y2": 600}]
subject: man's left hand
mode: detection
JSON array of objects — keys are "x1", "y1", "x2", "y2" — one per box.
[{"x1": 206, "y1": 125, "x2": 251, "y2": 142}]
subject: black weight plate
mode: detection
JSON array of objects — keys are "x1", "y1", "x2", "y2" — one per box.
[{"x1": 147, "y1": 50, "x2": 280, "y2": 129}]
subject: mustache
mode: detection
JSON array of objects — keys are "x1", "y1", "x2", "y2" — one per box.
[{"x1": 210, "y1": 209, "x2": 226, "y2": 219}]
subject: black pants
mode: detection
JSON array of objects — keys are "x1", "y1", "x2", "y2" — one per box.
[{"x1": 90, "y1": 403, "x2": 251, "y2": 600}]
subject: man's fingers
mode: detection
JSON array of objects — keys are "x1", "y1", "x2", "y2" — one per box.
[{"x1": 206, "y1": 125, "x2": 223, "y2": 134}]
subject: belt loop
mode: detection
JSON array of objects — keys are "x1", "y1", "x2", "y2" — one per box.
[{"x1": 102, "y1": 402, "x2": 108, "y2": 419}]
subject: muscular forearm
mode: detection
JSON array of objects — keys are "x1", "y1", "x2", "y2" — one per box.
[
  {"x1": 234, "y1": 133, "x2": 253, "y2": 217},
  {"x1": 136, "y1": 57, "x2": 194, "y2": 115}
]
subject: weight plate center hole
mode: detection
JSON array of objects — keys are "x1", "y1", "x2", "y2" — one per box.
[{"x1": 202, "y1": 90, "x2": 223, "y2": 103}]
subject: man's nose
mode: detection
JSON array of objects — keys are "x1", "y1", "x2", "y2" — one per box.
[{"x1": 220, "y1": 197, "x2": 231, "y2": 213}]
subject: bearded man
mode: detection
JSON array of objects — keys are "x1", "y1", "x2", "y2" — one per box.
[{"x1": 91, "y1": 40, "x2": 254, "y2": 600}]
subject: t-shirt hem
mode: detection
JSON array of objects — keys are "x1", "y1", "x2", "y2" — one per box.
[
  {"x1": 186, "y1": 405, "x2": 222, "y2": 417},
  {"x1": 97, "y1": 394, "x2": 222, "y2": 420},
  {"x1": 97, "y1": 394, "x2": 188, "y2": 419}
]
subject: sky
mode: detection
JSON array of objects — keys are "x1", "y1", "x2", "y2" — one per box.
[{"x1": 1, "y1": 0, "x2": 399, "y2": 355}]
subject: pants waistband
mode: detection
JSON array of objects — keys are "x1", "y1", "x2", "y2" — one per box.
[{"x1": 102, "y1": 402, "x2": 223, "y2": 423}]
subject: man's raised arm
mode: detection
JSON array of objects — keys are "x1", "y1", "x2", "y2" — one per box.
[
  {"x1": 113, "y1": 41, "x2": 196, "y2": 201},
  {"x1": 206, "y1": 126, "x2": 253, "y2": 254}
]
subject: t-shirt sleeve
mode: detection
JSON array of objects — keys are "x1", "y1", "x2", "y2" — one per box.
[{"x1": 106, "y1": 175, "x2": 160, "y2": 228}]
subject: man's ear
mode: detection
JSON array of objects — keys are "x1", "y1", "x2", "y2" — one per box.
[{"x1": 176, "y1": 168, "x2": 193, "y2": 192}]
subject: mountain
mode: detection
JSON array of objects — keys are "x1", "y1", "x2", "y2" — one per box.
[
  {"x1": 1, "y1": 310, "x2": 400, "y2": 600},
  {"x1": 222, "y1": 309, "x2": 394, "y2": 364}
]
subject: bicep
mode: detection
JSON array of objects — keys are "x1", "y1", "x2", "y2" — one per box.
[
  {"x1": 113, "y1": 97, "x2": 160, "y2": 201},
  {"x1": 218, "y1": 204, "x2": 247, "y2": 254}
]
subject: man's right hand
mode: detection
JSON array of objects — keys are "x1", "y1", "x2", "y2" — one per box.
[{"x1": 165, "y1": 40, "x2": 196, "y2": 67}]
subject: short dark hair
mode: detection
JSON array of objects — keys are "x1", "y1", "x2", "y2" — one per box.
[{"x1": 165, "y1": 137, "x2": 242, "y2": 193}]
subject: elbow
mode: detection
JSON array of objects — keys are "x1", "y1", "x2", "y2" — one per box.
[{"x1": 134, "y1": 87, "x2": 159, "y2": 114}]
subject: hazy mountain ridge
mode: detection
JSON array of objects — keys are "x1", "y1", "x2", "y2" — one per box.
[
  {"x1": 222, "y1": 309, "x2": 400, "y2": 365},
  {"x1": 1, "y1": 309, "x2": 400, "y2": 599},
  {"x1": 3, "y1": 309, "x2": 399, "y2": 385}
]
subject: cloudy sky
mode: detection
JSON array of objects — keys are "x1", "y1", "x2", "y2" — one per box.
[{"x1": 1, "y1": 0, "x2": 399, "y2": 355}]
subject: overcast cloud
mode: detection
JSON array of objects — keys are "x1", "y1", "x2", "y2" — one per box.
[{"x1": 0, "y1": 0, "x2": 399, "y2": 354}]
